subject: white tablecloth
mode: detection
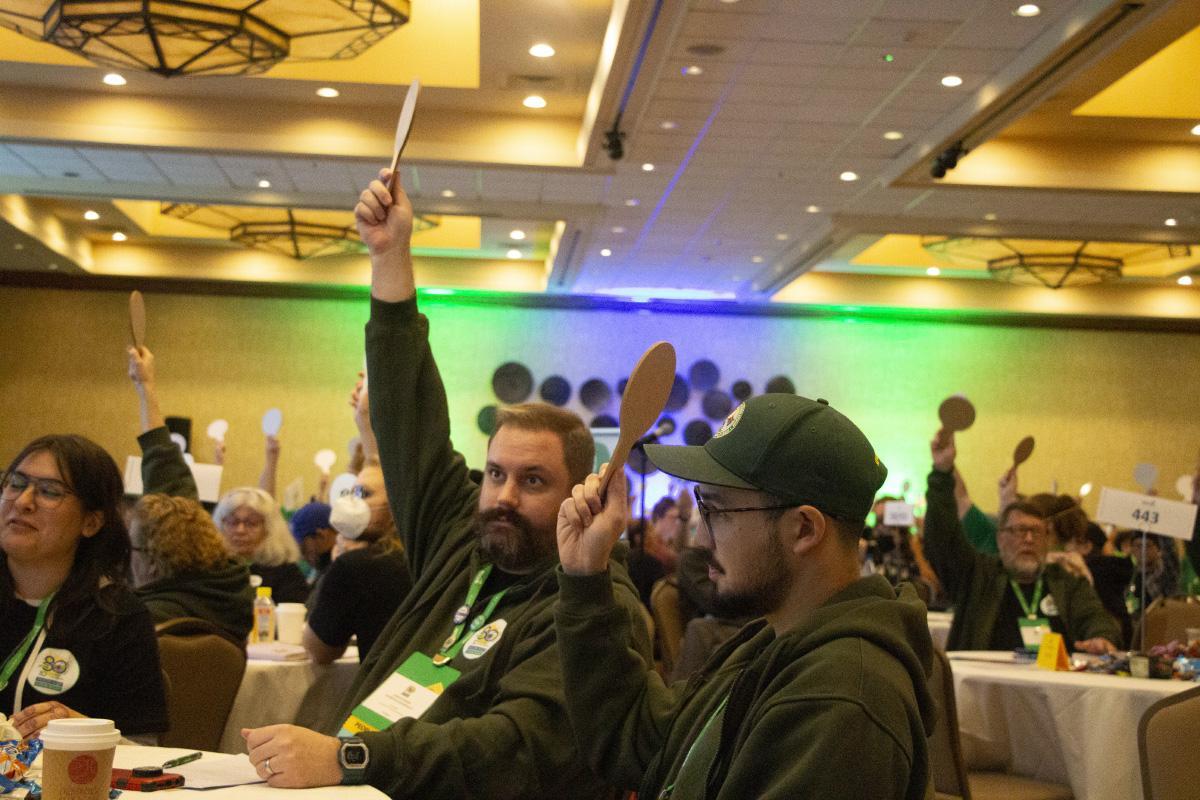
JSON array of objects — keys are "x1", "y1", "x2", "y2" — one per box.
[
  {"x1": 219, "y1": 649, "x2": 360, "y2": 754},
  {"x1": 948, "y1": 652, "x2": 1193, "y2": 800},
  {"x1": 927, "y1": 611, "x2": 953, "y2": 651}
]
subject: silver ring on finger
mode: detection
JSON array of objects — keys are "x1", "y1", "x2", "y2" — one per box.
[{"x1": 264, "y1": 758, "x2": 274, "y2": 776}]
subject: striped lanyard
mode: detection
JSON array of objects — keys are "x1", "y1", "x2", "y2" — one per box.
[{"x1": 0, "y1": 595, "x2": 52, "y2": 692}]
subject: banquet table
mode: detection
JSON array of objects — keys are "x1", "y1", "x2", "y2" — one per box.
[
  {"x1": 948, "y1": 652, "x2": 1194, "y2": 800},
  {"x1": 218, "y1": 649, "x2": 360, "y2": 754}
]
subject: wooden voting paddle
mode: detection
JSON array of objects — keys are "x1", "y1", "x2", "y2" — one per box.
[
  {"x1": 598, "y1": 342, "x2": 677, "y2": 498},
  {"x1": 129, "y1": 290, "x2": 146, "y2": 349},
  {"x1": 384, "y1": 79, "x2": 420, "y2": 195},
  {"x1": 1011, "y1": 436, "x2": 1035, "y2": 470},
  {"x1": 935, "y1": 394, "x2": 975, "y2": 447}
]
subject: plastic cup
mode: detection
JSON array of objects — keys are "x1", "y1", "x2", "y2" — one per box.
[
  {"x1": 276, "y1": 602, "x2": 307, "y2": 645},
  {"x1": 40, "y1": 718, "x2": 120, "y2": 800}
]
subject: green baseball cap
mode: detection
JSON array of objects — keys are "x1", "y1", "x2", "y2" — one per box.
[{"x1": 644, "y1": 393, "x2": 887, "y2": 521}]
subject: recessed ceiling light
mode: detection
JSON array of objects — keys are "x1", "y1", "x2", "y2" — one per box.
[
  {"x1": 529, "y1": 43, "x2": 555, "y2": 58},
  {"x1": 47, "y1": 262, "x2": 58, "y2": 270},
  {"x1": 441, "y1": 189, "x2": 456, "y2": 198},
  {"x1": 523, "y1": 94, "x2": 547, "y2": 109},
  {"x1": 625, "y1": 198, "x2": 640, "y2": 207},
  {"x1": 751, "y1": 256, "x2": 764, "y2": 264},
  {"x1": 1192, "y1": 123, "x2": 1200, "y2": 136},
  {"x1": 257, "y1": 178, "x2": 271, "y2": 189},
  {"x1": 941, "y1": 75, "x2": 963, "y2": 88},
  {"x1": 883, "y1": 131, "x2": 904, "y2": 141},
  {"x1": 926, "y1": 267, "x2": 941, "y2": 277},
  {"x1": 806, "y1": 205, "x2": 821, "y2": 213},
  {"x1": 682, "y1": 65, "x2": 703, "y2": 76},
  {"x1": 775, "y1": 233, "x2": 789, "y2": 241},
  {"x1": 316, "y1": 86, "x2": 340, "y2": 98},
  {"x1": 641, "y1": 163, "x2": 655, "y2": 172},
  {"x1": 13, "y1": 242, "x2": 24, "y2": 250},
  {"x1": 839, "y1": 171, "x2": 858, "y2": 181},
  {"x1": 984, "y1": 212, "x2": 998, "y2": 221},
  {"x1": 1014, "y1": 4, "x2": 1041, "y2": 17},
  {"x1": 102, "y1": 72, "x2": 126, "y2": 86},
  {"x1": 600, "y1": 248, "x2": 612, "y2": 257},
  {"x1": 718, "y1": 0, "x2": 740, "y2": 4},
  {"x1": 1178, "y1": 275, "x2": 1194, "y2": 286},
  {"x1": 83, "y1": 210, "x2": 99, "y2": 221},
  {"x1": 509, "y1": 229, "x2": 526, "y2": 240},
  {"x1": 611, "y1": 226, "x2": 626, "y2": 234},
  {"x1": 1165, "y1": 218, "x2": 1178, "y2": 227},
  {"x1": 506, "y1": 248, "x2": 522, "y2": 259},
  {"x1": 111, "y1": 231, "x2": 127, "y2": 242},
  {"x1": 660, "y1": 120, "x2": 678, "y2": 130}
]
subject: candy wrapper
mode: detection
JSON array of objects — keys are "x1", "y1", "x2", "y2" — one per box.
[{"x1": 0, "y1": 737, "x2": 43, "y2": 793}]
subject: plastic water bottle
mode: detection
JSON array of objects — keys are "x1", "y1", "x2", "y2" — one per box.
[{"x1": 252, "y1": 585, "x2": 276, "y2": 643}]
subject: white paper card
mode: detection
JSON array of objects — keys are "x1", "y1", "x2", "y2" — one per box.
[
  {"x1": 124, "y1": 455, "x2": 224, "y2": 503},
  {"x1": 1095, "y1": 487, "x2": 1198, "y2": 541},
  {"x1": 262, "y1": 408, "x2": 283, "y2": 436},
  {"x1": 883, "y1": 501, "x2": 915, "y2": 527},
  {"x1": 173, "y1": 755, "x2": 264, "y2": 789}
]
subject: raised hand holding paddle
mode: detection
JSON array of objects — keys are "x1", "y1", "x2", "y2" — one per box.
[{"x1": 597, "y1": 342, "x2": 677, "y2": 499}]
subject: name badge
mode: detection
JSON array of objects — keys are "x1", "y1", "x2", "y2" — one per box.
[
  {"x1": 1019, "y1": 618, "x2": 1051, "y2": 652},
  {"x1": 28, "y1": 648, "x2": 80, "y2": 696},
  {"x1": 339, "y1": 653, "x2": 460, "y2": 737}
]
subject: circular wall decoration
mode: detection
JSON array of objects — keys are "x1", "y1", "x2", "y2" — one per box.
[
  {"x1": 590, "y1": 414, "x2": 618, "y2": 428},
  {"x1": 765, "y1": 375, "x2": 796, "y2": 395},
  {"x1": 476, "y1": 405, "x2": 498, "y2": 435},
  {"x1": 617, "y1": 377, "x2": 629, "y2": 396},
  {"x1": 492, "y1": 362, "x2": 533, "y2": 403},
  {"x1": 628, "y1": 446, "x2": 658, "y2": 476},
  {"x1": 731, "y1": 380, "x2": 753, "y2": 401},
  {"x1": 688, "y1": 359, "x2": 720, "y2": 391},
  {"x1": 579, "y1": 378, "x2": 613, "y2": 411},
  {"x1": 664, "y1": 374, "x2": 690, "y2": 412},
  {"x1": 539, "y1": 375, "x2": 571, "y2": 406},
  {"x1": 684, "y1": 419, "x2": 714, "y2": 446},
  {"x1": 701, "y1": 389, "x2": 733, "y2": 420}
]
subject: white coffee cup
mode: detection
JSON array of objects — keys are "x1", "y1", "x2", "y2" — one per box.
[
  {"x1": 276, "y1": 602, "x2": 307, "y2": 645},
  {"x1": 40, "y1": 718, "x2": 121, "y2": 800}
]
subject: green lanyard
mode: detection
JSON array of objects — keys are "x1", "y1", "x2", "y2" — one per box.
[
  {"x1": 0, "y1": 595, "x2": 52, "y2": 692},
  {"x1": 1009, "y1": 575, "x2": 1044, "y2": 620},
  {"x1": 432, "y1": 565, "x2": 508, "y2": 666}
]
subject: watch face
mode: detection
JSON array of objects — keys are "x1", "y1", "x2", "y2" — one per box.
[{"x1": 343, "y1": 745, "x2": 368, "y2": 767}]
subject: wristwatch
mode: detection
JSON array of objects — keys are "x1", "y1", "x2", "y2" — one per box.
[{"x1": 338, "y1": 737, "x2": 370, "y2": 785}]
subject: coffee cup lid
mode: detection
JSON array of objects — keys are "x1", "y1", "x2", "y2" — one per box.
[{"x1": 40, "y1": 718, "x2": 121, "y2": 750}]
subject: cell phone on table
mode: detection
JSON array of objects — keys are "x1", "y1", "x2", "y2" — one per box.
[{"x1": 110, "y1": 768, "x2": 185, "y2": 791}]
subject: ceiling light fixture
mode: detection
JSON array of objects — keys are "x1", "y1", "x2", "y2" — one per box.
[
  {"x1": 883, "y1": 131, "x2": 904, "y2": 141},
  {"x1": 1191, "y1": 123, "x2": 1200, "y2": 136},
  {"x1": 839, "y1": 171, "x2": 858, "y2": 182},
  {"x1": 625, "y1": 198, "x2": 640, "y2": 207},
  {"x1": 83, "y1": 210, "x2": 100, "y2": 221},
  {"x1": 509, "y1": 229, "x2": 526, "y2": 240},
  {"x1": 775, "y1": 233, "x2": 789, "y2": 241},
  {"x1": 102, "y1": 72, "x2": 126, "y2": 86},
  {"x1": 528, "y1": 43, "x2": 555, "y2": 58},
  {"x1": 941, "y1": 75, "x2": 963, "y2": 88},
  {"x1": 641, "y1": 163, "x2": 655, "y2": 172},
  {"x1": 660, "y1": 120, "x2": 678, "y2": 130},
  {"x1": 984, "y1": 212, "x2": 998, "y2": 221},
  {"x1": 806, "y1": 205, "x2": 821, "y2": 213},
  {"x1": 523, "y1": 94, "x2": 547, "y2": 109},
  {"x1": 0, "y1": 1, "x2": 411, "y2": 78},
  {"x1": 1014, "y1": 4, "x2": 1041, "y2": 16},
  {"x1": 882, "y1": 53, "x2": 895, "y2": 63},
  {"x1": 506, "y1": 248, "x2": 522, "y2": 259},
  {"x1": 751, "y1": 256, "x2": 764, "y2": 263},
  {"x1": 441, "y1": 189, "x2": 456, "y2": 198},
  {"x1": 1179, "y1": 275, "x2": 1194, "y2": 286},
  {"x1": 926, "y1": 267, "x2": 941, "y2": 277},
  {"x1": 316, "y1": 87, "x2": 340, "y2": 98},
  {"x1": 600, "y1": 248, "x2": 612, "y2": 257},
  {"x1": 111, "y1": 231, "x2": 127, "y2": 242},
  {"x1": 257, "y1": 178, "x2": 271, "y2": 189},
  {"x1": 1165, "y1": 218, "x2": 1178, "y2": 227},
  {"x1": 682, "y1": 65, "x2": 703, "y2": 76}
]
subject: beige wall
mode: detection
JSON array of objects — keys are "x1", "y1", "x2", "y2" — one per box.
[{"x1": 2, "y1": 284, "x2": 1199, "y2": 519}]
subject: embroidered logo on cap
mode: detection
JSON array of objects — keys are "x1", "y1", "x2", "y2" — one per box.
[
  {"x1": 713, "y1": 404, "x2": 745, "y2": 439},
  {"x1": 28, "y1": 648, "x2": 80, "y2": 695},
  {"x1": 462, "y1": 620, "x2": 507, "y2": 660}
]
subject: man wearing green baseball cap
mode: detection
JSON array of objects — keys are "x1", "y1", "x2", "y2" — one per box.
[{"x1": 554, "y1": 393, "x2": 936, "y2": 799}]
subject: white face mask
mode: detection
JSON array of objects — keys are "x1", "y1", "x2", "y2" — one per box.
[{"x1": 330, "y1": 495, "x2": 370, "y2": 540}]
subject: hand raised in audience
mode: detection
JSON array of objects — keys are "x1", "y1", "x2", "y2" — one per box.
[
  {"x1": 930, "y1": 429, "x2": 956, "y2": 473},
  {"x1": 242, "y1": 725, "x2": 341, "y2": 788},
  {"x1": 126, "y1": 345, "x2": 156, "y2": 390},
  {"x1": 11, "y1": 701, "x2": 82, "y2": 738},
  {"x1": 557, "y1": 464, "x2": 629, "y2": 576},
  {"x1": 1074, "y1": 637, "x2": 1118, "y2": 655},
  {"x1": 998, "y1": 466, "x2": 1019, "y2": 511},
  {"x1": 355, "y1": 168, "x2": 416, "y2": 302}
]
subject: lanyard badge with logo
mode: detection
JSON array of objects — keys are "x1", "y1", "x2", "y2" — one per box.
[
  {"x1": 1011, "y1": 575, "x2": 1051, "y2": 652},
  {"x1": 340, "y1": 566, "x2": 509, "y2": 736},
  {"x1": 1, "y1": 596, "x2": 52, "y2": 694}
]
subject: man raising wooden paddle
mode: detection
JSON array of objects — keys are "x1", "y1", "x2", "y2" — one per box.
[
  {"x1": 555, "y1": 395, "x2": 937, "y2": 799},
  {"x1": 241, "y1": 168, "x2": 650, "y2": 799}
]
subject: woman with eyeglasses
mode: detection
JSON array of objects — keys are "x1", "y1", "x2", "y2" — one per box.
[
  {"x1": 0, "y1": 435, "x2": 168, "y2": 739},
  {"x1": 213, "y1": 488, "x2": 309, "y2": 604}
]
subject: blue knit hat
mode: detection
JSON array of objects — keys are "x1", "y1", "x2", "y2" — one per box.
[{"x1": 290, "y1": 501, "x2": 333, "y2": 542}]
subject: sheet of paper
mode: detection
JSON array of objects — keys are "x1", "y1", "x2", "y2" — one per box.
[
  {"x1": 1095, "y1": 487, "x2": 1198, "y2": 541},
  {"x1": 174, "y1": 754, "x2": 264, "y2": 789},
  {"x1": 124, "y1": 455, "x2": 223, "y2": 503}
]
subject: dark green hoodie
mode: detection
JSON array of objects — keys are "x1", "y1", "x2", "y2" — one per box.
[
  {"x1": 338, "y1": 297, "x2": 652, "y2": 800},
  {"x1": 556, "y1": 571, "x2": 936, "y2": 799},
  {"x1": 136, "y1": 559, "x2": 254, "y2": 642}
]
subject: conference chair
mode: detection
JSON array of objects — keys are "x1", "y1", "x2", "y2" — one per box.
[
  {"x1": 649, "y1": 577, "x2": 687, "y2": 677},
  {"x1": 928, "y1": 649, "x2": 1074, "y2": 800},
  {"x1": 1135, "y1": 596, "x2": 1200, "y2": 650},
  {"x1": 1138, "y1": 683, "x2": 1200, "y2": 800},
  {"x1": 155, "y1": 617, "x2": 247, "y2": 751}
]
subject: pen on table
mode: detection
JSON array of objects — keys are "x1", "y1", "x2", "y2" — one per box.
[{"x1": 162, "y1": 751, "x2": 203, "y2": 769}]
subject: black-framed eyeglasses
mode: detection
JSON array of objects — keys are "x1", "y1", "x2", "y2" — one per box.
[
  {"x1": 998, "y1": 524, "x2": 1046, "y2": 540},
  {"x1": 1, "y1": 470, "x2": 74, "y2": 509},
  {"x1": 692, "y1": 487, "x2": 796, "y2": 531}
]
